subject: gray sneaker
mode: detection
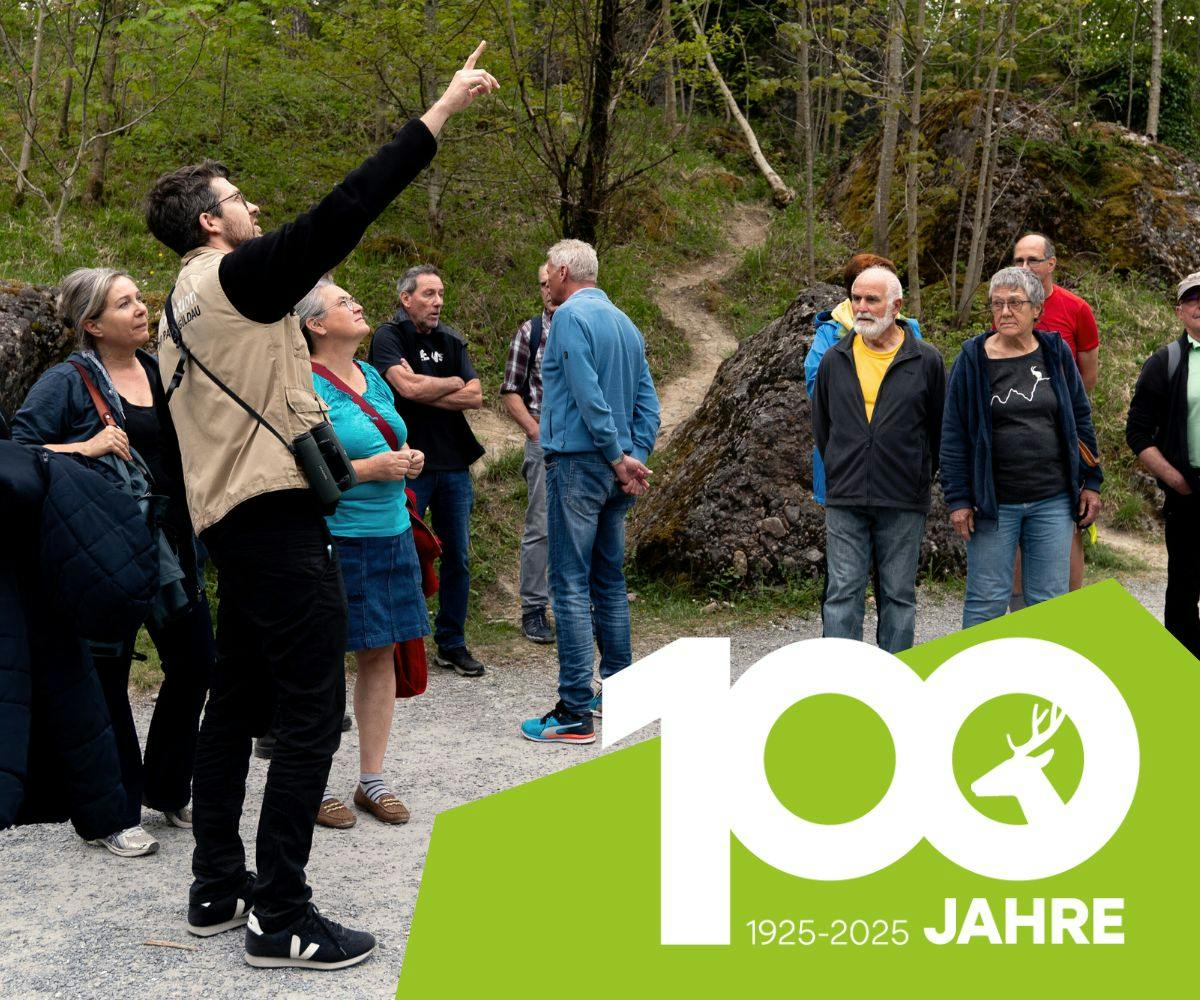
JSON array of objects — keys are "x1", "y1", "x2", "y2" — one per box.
[
  {"x1": 163, "y1": 806, "x2": 193, "y2": 830},
  {"x1": 89, "y1": 825, "x2": 160, "y2": 858}
]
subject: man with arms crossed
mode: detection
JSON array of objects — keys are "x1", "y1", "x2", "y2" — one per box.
[{"x1": 520, "y1": 240, "x2": 659, "y2": 744}]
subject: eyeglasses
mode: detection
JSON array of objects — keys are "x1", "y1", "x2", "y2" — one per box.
[
  {"x1": 208, "y1": 190, "x2": 247, "y2": 214},
  {"x1": 1012, "y1": 256, "x2": 1049, "y2": 266},
  {"x1": 332, "y1": 296, "x2": 360, "y2": 312},
  {"x1": 989, "y1": 298, "x2": 1032, "y2": 313}
]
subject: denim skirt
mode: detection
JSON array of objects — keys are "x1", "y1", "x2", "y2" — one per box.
[{"x1": 333, "y1": 530, "x2": 431, "y2": 651}]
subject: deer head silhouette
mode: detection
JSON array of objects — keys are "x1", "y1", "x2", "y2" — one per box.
[{"x1": 970, "y1": 702, "x2": 1068, "y2": 824}]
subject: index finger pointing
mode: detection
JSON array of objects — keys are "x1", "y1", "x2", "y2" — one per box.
[{"x1": 463, "y1": 40, "x2": 486, "y2": 71}]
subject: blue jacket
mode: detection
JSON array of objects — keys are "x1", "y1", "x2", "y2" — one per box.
[
  {"x1": 805, "y1": 308, "x2": 922, "y2": 504},
  {"x1": 0, "y1": 440, "x2": 128, "y2": 840},
  {"x1": 941, "y1": 329, "x2": 1103, "y2": 525},
  {"x1": 540, "y1": 287, "x2": 660, "y2": 463}
]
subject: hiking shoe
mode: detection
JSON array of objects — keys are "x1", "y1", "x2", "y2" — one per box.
[
  {"x1": 434, "y1": 645, "x2": 486, "y2": 677},
  {"x1": 588, "y1": 690, "x2": 602, "y2": 718},
  {"x1": 353, "y1": 785, "x2": 410, "y2": 825},
  {"x1": 253, "y1": 734, "x2": 276, "y2": 760},
  {"x1": 316, "y1": 796, "x2": 357, "y2": 830},
  {"x1": 520, "y1": 702, "x2": 596, "y2": 744},
  {"x1": 188, "y1": 873, "x2": 256, "y2": 937},
  {"x1": 521, "y1": 608, "x2": 555, "y2": 644},
  {"x1": 88, "y1": 825, "x2": 159, "y2": 858},
  {"x1": 244, "y1": 906, "x2": 376, "y2": 970},
  {"x1": 163, "y1": 806, "x2": 193, "y2": 829}
]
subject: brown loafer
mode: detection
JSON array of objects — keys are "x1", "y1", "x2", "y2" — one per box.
[
  {"x1": 316, "y1": 795, "x2": 356, "y2": 829},
  {"x1": 353, "y1": 785, "x2": 410, "y2": 825}
]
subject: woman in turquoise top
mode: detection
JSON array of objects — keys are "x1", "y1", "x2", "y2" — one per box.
[{"x1": 298, "y1": 278, "x2": 429, "y2": 830}]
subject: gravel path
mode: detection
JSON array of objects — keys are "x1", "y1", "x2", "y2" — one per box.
[{"x1": 0, "y1": 567, "x2": 1168, "y2": 998}]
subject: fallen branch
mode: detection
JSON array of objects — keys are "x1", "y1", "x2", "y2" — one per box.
[{"x1": 143, "y1": 939, "x2": 199, "y2": 952}]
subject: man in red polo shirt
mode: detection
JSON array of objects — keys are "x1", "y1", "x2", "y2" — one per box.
[{"x1": 1013, "y1": 232, "x2": 1100, "y2": 595}]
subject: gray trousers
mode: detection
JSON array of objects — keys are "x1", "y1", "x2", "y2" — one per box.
[{"x1": 520, "y1": 436, "x2": 550, "y2": 612}]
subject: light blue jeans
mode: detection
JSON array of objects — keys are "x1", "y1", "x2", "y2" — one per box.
[
  {"x1": 545, "y1": 453, "x2": 635, "y2": 716},
  {"x1": 823, "y1": 505, "x2": 927, "y2": 653},
  {"x1": 963, "y1": 492, "x2": 1074, "y2": 628}
]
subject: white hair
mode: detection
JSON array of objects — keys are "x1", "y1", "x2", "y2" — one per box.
[
  {"x1": 854, "y1": 265, "x2": 903, "y2": 302},
  {"x1": 546, "y1": 239, "x2": 598, "y2": 283},
  {"x1": 295, "y1": 277, "x2": 336, "y2": 332}
]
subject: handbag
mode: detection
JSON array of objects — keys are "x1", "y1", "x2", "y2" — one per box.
[{"x1": 311, "y1": 361, "x2": 440, "y2": 698}]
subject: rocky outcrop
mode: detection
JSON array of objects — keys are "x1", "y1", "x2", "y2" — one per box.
[
  {"x1": 0, "y1": 281, "x2": 70, "y2": 419},
  {"x1": 629, "y1": 286, "x2": 966, "y2": 588},
  {"x1": 828, "y1": 93, "x2": 1200, "y2": 284}
]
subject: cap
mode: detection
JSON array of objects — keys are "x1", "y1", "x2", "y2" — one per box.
[{"x1": 1177, "y1": 271, "x2": 1200, "y2": 301}]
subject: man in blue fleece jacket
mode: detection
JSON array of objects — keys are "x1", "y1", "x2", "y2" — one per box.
[{"x1": 520, "y1": 239, "x2": 660, "y2": 744}]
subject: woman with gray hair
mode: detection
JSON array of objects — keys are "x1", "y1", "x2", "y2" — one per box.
[
  {"x1": 940, "y1": 266, "x2": 1103, "y2": 626},
  {"x1": 11, "y1": 267, "x2": 213, "y2": 856},
  {"x1": 298, "y1": 278, "x2": 429, "y2": 830}
]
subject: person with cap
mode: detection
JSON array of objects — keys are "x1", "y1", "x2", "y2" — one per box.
[{"x1": 1126, "y1": 270, "x2": 1200, "y2": 659}]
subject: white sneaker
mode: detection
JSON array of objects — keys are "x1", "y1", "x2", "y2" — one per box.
[
  {"x1": 88, "y1": 825, "x2": 160, "y2": 857},
  {"x1": 163, "y1": 806, "x2": 193, "y2": 830}
]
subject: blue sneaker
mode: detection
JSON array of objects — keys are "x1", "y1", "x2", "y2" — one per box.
[
  {"x1": 588, "y1": 691, "x2": 602, "y2": 718},
  {"x1": 520, "y1": 702, "x2": 595, "y2": 744}
]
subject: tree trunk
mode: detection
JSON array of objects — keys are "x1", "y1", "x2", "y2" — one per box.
[
  {"x1": 663, "y1": 0, "x2": 676, "y2": 127},
  {"x1": 796, "y1": 1, "x2": 815, "y2": 284},
  {"x1": 1126, "y1": 3, "x2": 1139, "y2": 129},
  {"x1": 954, "y1": 4, "x2": 1012, "y2": 327},
  {"x1": 904, "y1": 0, "x2": 927, "y2": 317},
  {"x1": 566, "y1": 0, "x2": 620, "y2": 242},
  {"x1": 1146, "y1": 0, "x2": 1163, "y2": 139},
  {"x1": 57, "y1": 9, "x2": 78, "y2": 144},
  {"x1": 871, "y1": 0, "x2": 903, "y2": 255},
  {"x1": 688, "y1": 10, "x2": 795, "y2": 206},
  {"x1": 15, "y1": 0, "x2": 48, "y2": 203},
  {"x1": 84, "y1": 0, "x2": 123, "y2": 205}
]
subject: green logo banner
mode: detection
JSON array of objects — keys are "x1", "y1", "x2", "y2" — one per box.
[{"x1": 398, "y1": 582, "x2": 1198, "y2": 996}]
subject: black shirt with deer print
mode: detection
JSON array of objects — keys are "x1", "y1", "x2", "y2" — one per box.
[{"x1": 988, "y1": 345, "x2": 1070, "y2": 504}]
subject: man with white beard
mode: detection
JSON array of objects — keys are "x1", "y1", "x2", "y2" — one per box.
[{"x1": 810, "y1": 266, "x2": 946, "y2": 652}]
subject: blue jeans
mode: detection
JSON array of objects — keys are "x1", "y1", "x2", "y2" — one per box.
[
  {"x1": 823, "y1": 505, "x2": 927, "y2": 653},
  {"x1": 963, "y1": 492, "x2": 1074, "y2": 628},
  {"x1": 546, "y1": 453, "x2": 635, "y2": 716},
  {"x1": 408, "y1": 469, "x2": 473, "y2": 651}
]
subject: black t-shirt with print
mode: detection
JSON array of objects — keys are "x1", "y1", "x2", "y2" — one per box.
[
  {"x1": 368, "y1": 316, "x2": 484, "y2": 471},
  {"x1": 988, "y1": 345, "x2": 1070, "y2": 503}
]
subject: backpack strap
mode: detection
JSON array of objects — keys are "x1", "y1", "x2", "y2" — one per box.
[
  {"x1": 311, "y1": 361, "x2": 400, "y2": 451},
  {"x1": 1167, "y1": 338, "x2": 1182, "y2": 382},
  {"x1": 520, "y1": 314, "x2": 543, "y2": 402}
]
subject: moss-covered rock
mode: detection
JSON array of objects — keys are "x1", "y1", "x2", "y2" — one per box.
[
  {"x1": 828, "y1": 94, "x2": 1200, "y2": 285},
  {"x1": 0, "y1": 282, "x2": 70, "y2": 420}
]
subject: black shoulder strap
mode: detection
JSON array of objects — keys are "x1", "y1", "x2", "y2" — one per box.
[
  {"x1": 162, "y1": 287, "x2": 294, "y2": 454},
  {"x1": 1167, "y1": 338, "x2": 1182, "y2": 382},
  {"x1": 520, "y1": 315, "x2": 544, "y2": 400}
]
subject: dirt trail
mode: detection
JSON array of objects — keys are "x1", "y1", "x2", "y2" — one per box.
[{"x1": 466, "y1": 202, "x2": 773, "y2": 464}]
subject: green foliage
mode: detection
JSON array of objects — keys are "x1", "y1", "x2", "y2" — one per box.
[{"x1": 1080, "y1": 44, "x2": 1200, "y2": 152}]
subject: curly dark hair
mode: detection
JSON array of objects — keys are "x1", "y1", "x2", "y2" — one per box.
[
  {"x1": 841, "y1": 253, "x2": 897, "y2": 296},
  {"x1": 144, "y1": 159, "x2": 230, "y2": 256}
]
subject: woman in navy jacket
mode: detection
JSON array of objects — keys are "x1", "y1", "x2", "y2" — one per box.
[
  {"x1": 12, "y1": 268, "x2": 213, "y2": 857},
  {"x1": 941, "y1": 267, "x2": 1102, "y2": 627}
]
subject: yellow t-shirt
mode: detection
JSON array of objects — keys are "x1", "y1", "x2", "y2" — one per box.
[{"x1": 852, "y1": 335, "x2": 901, "y2": 422}]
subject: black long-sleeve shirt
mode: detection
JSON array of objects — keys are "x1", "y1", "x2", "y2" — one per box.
[{"x1": 218, "y1": 119, "x2": 438, "y2": 323}]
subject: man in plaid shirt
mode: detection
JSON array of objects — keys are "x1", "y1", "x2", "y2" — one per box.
[{"x1": 500, "y1": 264, "x2": 558, "y2": 643}]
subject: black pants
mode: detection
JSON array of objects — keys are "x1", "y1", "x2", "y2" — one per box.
[
  {"x1": 1164, "y1": 492, "x2": 1200, "y2": 660},
  {"x1": 92, "y1": 595, "x2": 214, "y2": 827},
  {"x1": 191, "y1": 491, "x2": 347, "y2": 933}
]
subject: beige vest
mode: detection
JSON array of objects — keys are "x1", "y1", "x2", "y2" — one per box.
[{"x1": 158, "y1": 247, "x2": 327, "y2": 533}]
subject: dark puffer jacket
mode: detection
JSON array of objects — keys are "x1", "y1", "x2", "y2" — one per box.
[{"x1": 0, "y1": 439, "x2": 129, "y2": 839}]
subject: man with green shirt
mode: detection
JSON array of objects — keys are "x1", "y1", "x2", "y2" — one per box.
[{"x1": 1126, "y1": 270, "x2": 1200, "y2": 658}]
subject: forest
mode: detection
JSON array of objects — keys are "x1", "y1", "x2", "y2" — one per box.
[{"x1": 3, "y1": 0, "x2": 1200, "y2": 608}]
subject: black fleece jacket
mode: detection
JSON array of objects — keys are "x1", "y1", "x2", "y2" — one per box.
[
  {"x1": 811, "y1": 324, "x2": 946, "y2": 513},
  {"x1": 1125, "y1": 331, "x2": 1200, "y2": 497}
]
